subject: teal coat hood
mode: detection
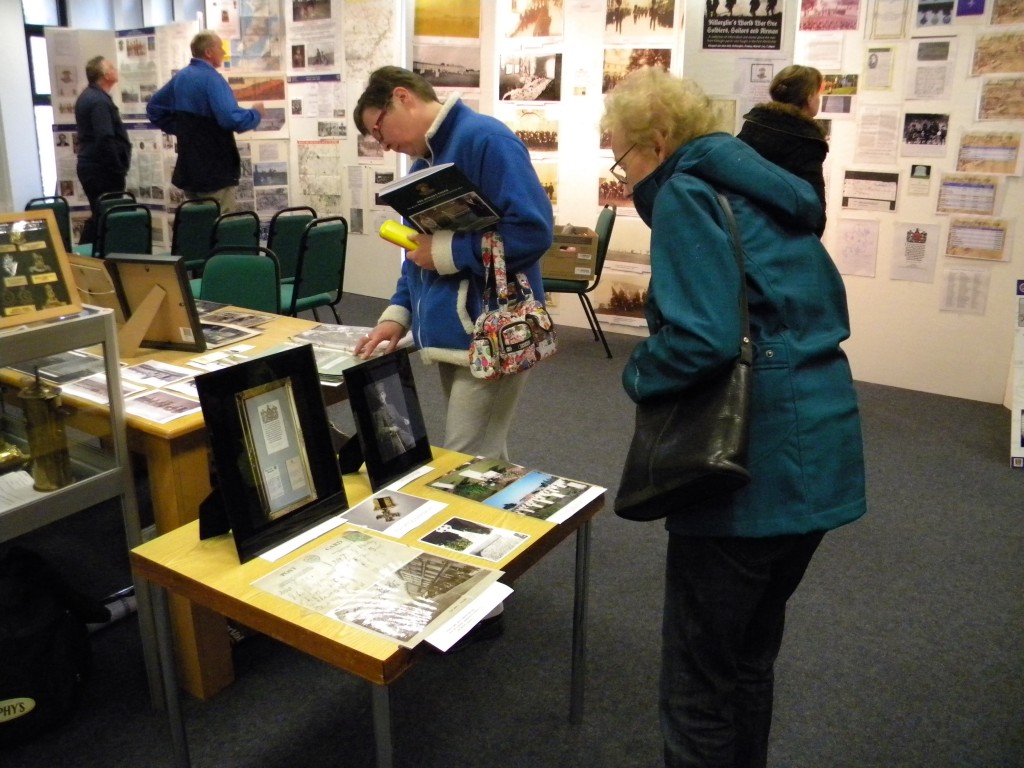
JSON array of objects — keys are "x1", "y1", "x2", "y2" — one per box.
[{"x1": 633, "y1": 132, "x2": 825, "y2": 234}]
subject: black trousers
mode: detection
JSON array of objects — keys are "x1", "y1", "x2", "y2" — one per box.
[
  {"x1": 77, "y1": 165, "x2": 126, "y2": 245},
  {"x1": 661, "y1": 531, "x2": 825, "y2": 768}
]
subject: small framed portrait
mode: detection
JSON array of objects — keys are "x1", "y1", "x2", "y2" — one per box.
[
  {"x1": 345, "y1": 347, "x2": 432, "y2": 490},
  {"x1": 195, "y1": 344, "x2": 347, "y2": 562}
]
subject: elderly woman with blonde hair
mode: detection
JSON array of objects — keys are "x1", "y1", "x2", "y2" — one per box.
[{"x1": 603, "y1": 67, "x2": 865, "y2": 767}]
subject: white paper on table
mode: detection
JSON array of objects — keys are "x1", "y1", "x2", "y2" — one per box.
[
  {"x1": 385, "y1": 463, "x2": 436, "y2": 490},
  {"x1": 425, "y1": 581, "x2": 514, "y2": 652},
  {"x1": 259, "y1": 513, "x2": 348, "y2": 562}
]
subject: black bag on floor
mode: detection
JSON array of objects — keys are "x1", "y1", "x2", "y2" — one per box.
[{"x1": 0, "y1": 546, "x2": 109, "y2": 746}]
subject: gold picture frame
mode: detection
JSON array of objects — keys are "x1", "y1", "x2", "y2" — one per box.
[
  {"x1": 0, "y1": 209, "x2": 82, "y2": 329},
  {"x1": 236, "y1": 376, "x2": 318, "y2": 521}
]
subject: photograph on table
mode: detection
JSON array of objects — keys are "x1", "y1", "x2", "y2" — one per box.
[
  {"x1": 345, "y1": 347, "x2": 433, "y2": 491},
  {"x1": 195, "y1": 344, "x2": 348, "y2": 562}
]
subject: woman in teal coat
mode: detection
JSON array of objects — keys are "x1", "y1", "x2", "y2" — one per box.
[{"x1": 602, "y1": 68, "x2": 866, "y2": 767}]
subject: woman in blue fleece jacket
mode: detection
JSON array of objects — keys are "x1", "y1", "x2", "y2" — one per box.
[
  {"x1": 602, "y1": 68, "x2": 866, "y2": 767},
  {"x1": 354, "y1": 67, "x2": 553, "y2": 461}
]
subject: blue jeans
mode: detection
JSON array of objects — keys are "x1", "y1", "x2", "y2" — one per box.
[{"x1": 661, "y1": 531, "x2": 825, "y2": 768}]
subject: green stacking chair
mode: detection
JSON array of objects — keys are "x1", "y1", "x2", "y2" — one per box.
[
  {"x1": 92, "y1": 203, "x2": 152, "y2": 260},
  {"x1": 72, "y1": 191, "x2": 137, "y2": 256},
  {"x1": 97, "y1": 189, "x2": 136, "y2": 210},
  {"x1": 542, "y1": 205, "x2": 616, "y2": 359},
  {"x1": 190, "y1": 210, "x2": 261, "y2": 295},
  {"x1": 209, "y1": 210, "x2": 260, "y2": 251},
  {"x1": 198, "y1": 245, "x2": 281, "y2": 314},
  {"x1": 267, "y1": 206, "x2": 317, "y2": 284},
  {"x1": 169, "y1": 198, "x2": 220, "y2": 272},
  {"x1": 25, "y1": 195, "x2": 72, "y2": 252},
  {"x1": 280, "y1": 216, "x2": 348, "y2": 322}
]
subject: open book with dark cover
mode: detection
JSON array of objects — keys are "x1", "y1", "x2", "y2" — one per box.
[{"x1": 376, "y1": 162, "x2": 500, "y2": 234}]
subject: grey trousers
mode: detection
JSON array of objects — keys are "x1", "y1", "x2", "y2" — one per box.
[{"x1": 436, "y1": 362, "x2": 530, "y2": 461}]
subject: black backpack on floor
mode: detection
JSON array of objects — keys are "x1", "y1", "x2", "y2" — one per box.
[{"x1": 0, "y1": 546, "x2": 109, "y2": 746}]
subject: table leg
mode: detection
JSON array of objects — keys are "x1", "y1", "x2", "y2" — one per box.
[
  {"x1": 151, "y1": 582, "x2": 191, "y2": 768},
  {"x1": 131, "y1": 572, "x2": 165, "y2": 709},
  {"x1": 139, "y1": 431, "x2": 234, "y2": 699},
  {"x1": 114, "y1": 460, "x2": 164, "y2": 710},
  {"x1": 570, "y1": 520, "x2": 592, "y2": 724},
  {"x1": 371, "y1": 683, "x2": 394, "y2": 768}
]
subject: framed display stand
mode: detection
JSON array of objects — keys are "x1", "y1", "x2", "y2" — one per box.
[
  {"x1": 0, "y1": 210, "x2": 81, "y2": 330},
  {"x1": 194, "y1": 344, "x2": 348, "y2": 562},
  {"x1": 344, "y1": 348, "x2": 433, "y2": 490}
]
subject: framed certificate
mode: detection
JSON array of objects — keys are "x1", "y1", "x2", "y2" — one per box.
[{"x1": 195, "y1": 344, "x2": 347, "y2": 562}]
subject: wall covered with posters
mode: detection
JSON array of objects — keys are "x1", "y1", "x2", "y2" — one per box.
[
  {"x1": 42, "y1": 0, "x2": 1023, "y2": 405},
  {"x1": 430, "y1": 0, "x2": 1023, "y2": 406}
]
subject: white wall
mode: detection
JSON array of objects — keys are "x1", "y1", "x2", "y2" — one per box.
[
  {"x1": 0, "y1": 2, "x2": 44, "y2": 210},
  {"x1": 680, "y1": 0, "x2": 1022, "y2": 404}
]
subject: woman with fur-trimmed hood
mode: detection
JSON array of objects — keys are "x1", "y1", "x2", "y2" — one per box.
[{"x1": 738, "y1": 65, "x2": 829, "y2": 235}]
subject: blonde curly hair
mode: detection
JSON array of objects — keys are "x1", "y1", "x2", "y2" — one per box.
[{"x1": 600, "y1": 68, "x2": 719, "y2": 155}]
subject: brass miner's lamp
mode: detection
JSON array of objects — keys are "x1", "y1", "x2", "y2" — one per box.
[{"x1": 18, "y1": 369, "x2": 72, "y2": 490}]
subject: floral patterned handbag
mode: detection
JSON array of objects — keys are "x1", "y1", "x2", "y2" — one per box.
[{"x1": 469, "y1": 232, "x2": 557, "y2": 380}]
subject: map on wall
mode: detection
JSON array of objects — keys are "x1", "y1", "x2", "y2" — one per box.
[{"x1": 344, "y1": 0, "x2": 396, "y2": 85}]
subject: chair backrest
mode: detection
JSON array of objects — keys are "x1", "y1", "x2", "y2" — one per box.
[
  {"x1": 199, "y1": 246, "x2": 281, "y2": 314},
  {"x1": 170, "y1": 198, "x2": 220, "y2": 262},
  {"x1": 209, "y1": 210, "x2": 260, "y2": 251},
  {"x1": 289, "y1": 216, "x2": 348, "y2": 314},
  {"x1": 94, "y1": 203, "x2": 152, "y2": 259},
  {"x1": 589, "y1": 205, "x2": 616, "y2": 290},
  {"x1": 25, "y1": 196, "x2": 72, "y2": 252},
  {"x1": 267, "y1": 206, "x2": 317, "y2": 282},
  {"x1": 97, "y1": 190, "x2": 136, "y2": 219}
]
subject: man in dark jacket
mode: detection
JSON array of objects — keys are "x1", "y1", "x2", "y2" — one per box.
[
  {"x1": 74, "y1": 56, "x2": 132, "y2": 245},
  {"x1": 146, "y1": 31, "x2": 262, "y2": 212}
]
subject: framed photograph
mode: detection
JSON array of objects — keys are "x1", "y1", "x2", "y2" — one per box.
[
  {"x1": 0, "y1": 209, "x2": 82, "y2": 329},
  {"x1": 195, "y1": 344, "x2": 347, "y2": 562},
  {"x1": 345, "y1": 347, "x2": 432, "y2": 490}
]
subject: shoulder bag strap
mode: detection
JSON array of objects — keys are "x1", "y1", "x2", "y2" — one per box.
[
  {"x1": 483, "y1": 231, "x2": 512, "y2": 304},
  {"x1": 714, "y1": 192, "x2": 753, "y2": 363}
]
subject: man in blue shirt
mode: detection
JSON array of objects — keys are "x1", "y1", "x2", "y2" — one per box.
[{"x1": 147, "y1": 31, "x2": 262, "y2": 212}]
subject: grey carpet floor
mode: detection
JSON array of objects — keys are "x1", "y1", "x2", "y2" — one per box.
[{"x1": 4, "y1": 294, "x2": 1022, "y2": 767}]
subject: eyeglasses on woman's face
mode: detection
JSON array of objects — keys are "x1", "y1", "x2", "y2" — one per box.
[
  {"x1": 371, "y1": 97, "x2": 394, "y2": 143},
  {"x1": 610, "y1": 143, "x2": 637, "y2": 184}
]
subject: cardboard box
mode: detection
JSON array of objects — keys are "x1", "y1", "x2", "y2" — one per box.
[{"x1": 541, "y1": 226, "x2": 598, "y2": 281}]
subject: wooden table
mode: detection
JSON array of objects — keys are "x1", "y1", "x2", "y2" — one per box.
[
  {"x1": 131, "y1": 448, "x2": 602, "y2": 768},
  {"x1": 116, "y1": 312, "x2": 349, "y2": 699}
]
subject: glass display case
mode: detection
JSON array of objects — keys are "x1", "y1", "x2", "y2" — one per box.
[{"x1": 0, "y1": 306, "x2": 161, "y2": 704}]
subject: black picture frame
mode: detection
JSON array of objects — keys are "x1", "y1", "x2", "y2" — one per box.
[
  {"x1": 195, "y1": 344, "x2": 347, "y2": 563},
  {"x1": 345, "y1": 348, "x2": 433, "y2": 490}
]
